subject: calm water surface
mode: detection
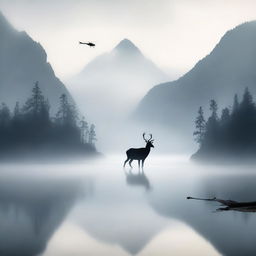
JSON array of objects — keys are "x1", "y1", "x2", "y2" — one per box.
[{"x1": 0, "y1": 155, "x2": 255, "y2": 256}]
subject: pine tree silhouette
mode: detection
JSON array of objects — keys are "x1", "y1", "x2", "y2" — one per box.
[
  {"x1": 0, "y1": 82, "x2": 98, "y2": 160},
  {"x1": 193, "y1": 87, "x2": 256, "y2": 161},
  {"x1": 193, "y1": 106, "x2": 206, "y2": 145}
]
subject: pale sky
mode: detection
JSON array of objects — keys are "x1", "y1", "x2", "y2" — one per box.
[{"x1": 1, "y1": 0, "x2": 256, "y2": 80}]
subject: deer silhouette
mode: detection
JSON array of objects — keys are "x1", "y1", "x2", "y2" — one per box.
[{"x1": 123, "y1": 133, "x2": 154, "y2": 170}]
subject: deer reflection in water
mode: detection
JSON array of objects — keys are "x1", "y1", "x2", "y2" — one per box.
[{"x1": 125, "y1": 169, "x2": 151, "y2": 191}]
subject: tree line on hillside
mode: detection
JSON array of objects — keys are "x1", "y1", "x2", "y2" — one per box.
[
  {"x1": 192, "y1": 87, "x2": 256, "y2": 161},
  {"x1": 0, "y1": 82, "x2": 97, "y2": 158}
]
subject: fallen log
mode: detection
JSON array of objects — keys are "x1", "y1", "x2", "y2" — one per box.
[{"x1": 187, "y1": 196, "x2": 256, "y2": 212}]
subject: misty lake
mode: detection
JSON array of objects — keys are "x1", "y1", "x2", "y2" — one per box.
[{"x1": 1, "y1": 156, "x2": 256, "y2": 256}]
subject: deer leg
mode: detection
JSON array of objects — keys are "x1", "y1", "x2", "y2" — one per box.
[
  {"x1": 123, "y1": 158, "x2": 129, "y2": 168},
  {"x1": 129, "y1": 159, "x2": 133, "y2": 168},
  {"x1": 138, "y1": 160, "x2": 140, "y2": 170},
  {"x1": 142, "y1": 160, "x2": 145, "y2": 171}
]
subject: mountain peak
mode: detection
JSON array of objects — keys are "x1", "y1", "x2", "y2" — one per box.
[{"x1": 114, "y1": 39, "x2": 141, "y2": 54}]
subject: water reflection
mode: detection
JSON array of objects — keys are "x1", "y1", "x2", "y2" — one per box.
[
  {"x1": 73, "y1": 176, "x2": 167, "y2": 255},
  {"x1": 2, "y1": 159, "x2": 256, "y2": 256},
  {"x1": 124, "y1": 169, "x2": 151, "y2": 191},
  {"x1": 149, "y1": 173, "x2": 256, "y2": 256},
  {"x1": 0, "y1": 175, "x2": 91, "y2": 256}
]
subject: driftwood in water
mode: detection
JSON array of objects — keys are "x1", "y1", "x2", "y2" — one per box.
[{"x1": 187, "y1": 196, "x2": 256, "y2": 212}]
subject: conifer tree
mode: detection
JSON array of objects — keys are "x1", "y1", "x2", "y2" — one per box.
[
  {"x1": 220, "y1": 107, "x2": 230, "y2": 125},
  {"x1": 13, "y1": 102, "x2": 20, "y2": 119},
  {"x1": 79, "y1": 116, "x2": 88, "y2": 144},
  {"x1": 232, "y1": 94, "x2": 239, "y2": 115},
  {"x1": 193, "y1": 106, "x2": 206, "y2": 145},
  {"x1": 56, "y1": 94, "x2": 77, "y2": 126},
  {"x1": 0, "y1": 103, "x2": 10, "y2": 127},
  {"x1": 210, "y1": 99, "x2": 218, "y2": 120},
  {"x1": 241, "y1": 87, "x2": 254, "y2": 109},
  {"x1": 23, "y1": 81, "x2": 45, "y2": 116},
  {"x1": 88, "y1": 124, "x2": 97, "y2": 145}
]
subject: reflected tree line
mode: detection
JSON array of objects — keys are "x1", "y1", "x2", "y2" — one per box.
[
  {"x1": 193, "y1": 87, "x2": 256, "y2": 160},
  {"x1": 0, "y1": 82, "x2": 97, "y2": 157}
]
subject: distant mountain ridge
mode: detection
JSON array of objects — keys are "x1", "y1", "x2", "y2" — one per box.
[
  {"x1": 0, "y1": 11, "x2": 71, "y2": 113},
  {"x1": 135, "y1": 21, "x2": 256, "y2": 133},
  {"x1": 69, "y1": 38, "x2": 169, "y2": 122}
]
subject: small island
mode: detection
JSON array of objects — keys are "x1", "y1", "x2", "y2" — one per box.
[
  {"x1": 192, "y1": 87, "x2": 256, "y2": 163},
  {"x1": 0, "y1": 82, "x2": 99, "y2": 161}
]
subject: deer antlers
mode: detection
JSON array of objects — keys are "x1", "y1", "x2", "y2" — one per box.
[{"x1": 143, "y1": 133, "x2": 154, "y2": 142}]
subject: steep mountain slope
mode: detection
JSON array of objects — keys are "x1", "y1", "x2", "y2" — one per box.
[
  {"x1": 135, "y1": 21, "x2": 256, "y2": 132},
  {"x1": 0, "y1": 12, "x2": 71, "y2": 113},
  {"x1": 69, "y1": 39, "x2": 169, "y2": 122}
]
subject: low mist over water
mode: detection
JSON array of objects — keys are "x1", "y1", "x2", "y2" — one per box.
[{"x1": 0, "y1": 156, "x2": 256, "y2": 256}]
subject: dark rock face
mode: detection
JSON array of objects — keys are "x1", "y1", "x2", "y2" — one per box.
[
  {"x1": 135, "y1": 21, "x2": 256, "y2": 132},
  {"x1": 0, "y1": 12, "x2": 71, "y2": 113}
]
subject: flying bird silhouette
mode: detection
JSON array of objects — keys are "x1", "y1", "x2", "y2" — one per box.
[{"x1": 79, "y1": 41, "x2": 95, "y2": 47}]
